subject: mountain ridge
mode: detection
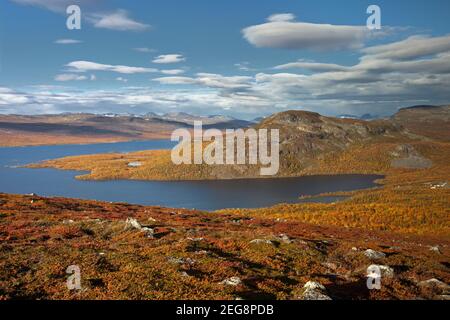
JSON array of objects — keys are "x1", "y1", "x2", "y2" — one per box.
[{"x1": 27, "y1": 104, "x2": 450, "y2": 181}]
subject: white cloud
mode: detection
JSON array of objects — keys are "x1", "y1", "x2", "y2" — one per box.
[
  {"x1": 152, "y1": 76, "x2": 197, "y2": 85},
  {"x1": 12, "y1": 1, "x2": 150, "y2": 33},
  {"x1": 196, "y1": 73, "x2": 252, "y2": 90},
  {"x1": 153, "y1": 73, "x2": 252, "y2": 90},
  {"x1": 274, "y1": 60, "x2": 349, "y2": 72},
  {"x1": 243, "y1": 13, "x2": 371, "y2": 51},
  {"x1": 116, "y1": 77, "x2": 128, "y2": 83},
  {"x1": 252, "y1": 36, "x2": 450, "y2": 112},
  {"x1": 235, "y1": 62, "x2": 254, "y2": 72},
  {"x1": 0, "y1": 87, "x2": 30, "y2": 105},
  {"x1": 161, "y1": 69, "x2": 186, "y2": 75},
  {"x1": 54, "y1": 39, "x2": 83, "y2": 45},
  {"x1": 361, "y1": 35, "x2": 450, "y2": 60},
  {"x1": 152, "y1": 54, "x2": 186, "y2": 64},
  {"x1": 267, "y1": 13, "x2": 296, "y2": 22},
  {"x1": 89, "y1": 10, "x2": 150, "y2": 31},
  {"x1": 133, "y1": 47, "x2": 156, "y2": 53},
  {"x1": 65, "y1": 61, "x2": 158, "y2": 74},
  {"x1": 54, "y1": 74, "x2": 88, "y2": 82},
  {"x1": 11, "y1": 0, "x2": 91, "y2": 12}
]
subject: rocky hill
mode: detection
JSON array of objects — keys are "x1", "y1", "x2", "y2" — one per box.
[
  {"x1": 256, "y1": 110, "x2": 404, "y2": 171},
  {"x1": 392, "y1": 105, "x2": 450, "y2": 141},
  {"x1": 209, "y1": 106, "x2": 449, "y2": 179}
]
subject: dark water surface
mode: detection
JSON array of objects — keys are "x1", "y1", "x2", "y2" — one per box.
[{"x1": 0, "y1": 140, "x2": 382, "y2": 211}]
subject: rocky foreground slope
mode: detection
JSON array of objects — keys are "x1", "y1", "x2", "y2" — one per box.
[{"x1": 0, "y1": 193, "x2": 448, "y2": 300}]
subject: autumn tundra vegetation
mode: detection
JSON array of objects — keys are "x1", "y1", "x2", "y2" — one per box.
[{"x1": 1, "y1": 105, "x2": 449, "y2": 300}]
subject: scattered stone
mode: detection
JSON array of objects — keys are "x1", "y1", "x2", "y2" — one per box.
[
  {"x1": 127, "y1": 162, "x2": 142, "y2": 168},
  {"x1": 302, "y1": 290, "x2": 332, "y2": 300},
  {"x1": 168, "y1": 257, "x2": 184, "y2": 265},
  {"x1": 277, "y1": 234, "x2": 293, "y2": 244},
  {"x1": 429, "y1": 245, "x2": 442, "y2": 254},
  {"x1": 142, "y1": 227, "x2": 155, "y2": 238},
  {"x1": 125, "y1": 217, "x2": 142, "y2": 230},
  {"x1": 221, "y1": 277, "x2": 242, "y2": 286},
  {"x1": 369, "y1": 264, "x2": 394, "y2": 278},
  {"x1": 323, "y1": 262, "x2": 337, "y2": 271},
  {"x1": 187, "y1": 237, "x2": 204, "y2": 242},
  {"x1": 351, "y1": 247, "x2": 358, "y2": 251},
  {"x1": 304, "y1": 281, "x2": 326, "y2": 291},
  {"x1": 418, "y1": 278, "x2": 449, "y2": 292},
  {"x1": 301, "y1": 281, "x2": 332, "y2": 300},
  {"x1": 250, "y1": 239, "x2": 274, "y2": 245},
  {"x1": 430, "y1": 182, "x2": 447, "y2": 190},
  {"x1": 364, "y1": 249, "x2": 386, "y2": 260},
  {"x1": 63, "y1": 219, "x2": 75, "y2": 224},
  {"x1": 179, "y1": 271, "x2": 190, "y2": 278},
  {"x1": 124, "y1": 218, "x2": 154, "y2": 237},
  {"x1": 168, "y1": 257, "x2": 195, "y2": 266},
  {"x1": 298, "y1": 240, "x2": 309, "y2": 246}
]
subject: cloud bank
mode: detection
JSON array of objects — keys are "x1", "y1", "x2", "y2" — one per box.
[
  {"x1": 243, "y1": 13, "x2": 373, "y2": 51},
  {"x1": 152, "y1": 54, "x2": 186, "y2": 64}
]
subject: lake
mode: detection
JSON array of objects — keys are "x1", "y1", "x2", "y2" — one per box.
[{"x1": 0, "y1": 140, "x2": 382, "y2": 211}]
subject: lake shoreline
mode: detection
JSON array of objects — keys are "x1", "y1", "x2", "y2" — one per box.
[
  {"x1": 0, "y1": 136, "x2": 168, "y2": 149},
  {"x1": 0, "y1": 140, "x2": 384, "y2": 211}
]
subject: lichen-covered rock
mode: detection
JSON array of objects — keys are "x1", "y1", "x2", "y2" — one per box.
[
  {"x1": 125, "y1": 218, "x2": 154, "y2": 237},
  {"x1": 221, "y1": 277, "x2": 242, "y2": 286},
  {"x1": 418, "y1": 279, "x2": 449, "y2": 292},
  {"x1": 301, "y1": 281, "x2": 332, "y2": 300},
  {"x1": 250, "y1": 239, "x2": 274, "y2": 245},
  {"x1": 303, "y1": 281, "x2": 326, "y2": 291},
  {"x1": 364, "y1": 249, "x2": 386, "y2": 260},
  {"x1": 125, "y1": 217, "x2": 142, "y2": 230},
  {"x1": 277, "y1": 234, "x2": 293, "y2": 244},
  {"x1": 429, "y1": 246, "x2": 442, "y2": 254},
  {"x1": 368, "y1": 264, "x2": 394, "y2": 278}
]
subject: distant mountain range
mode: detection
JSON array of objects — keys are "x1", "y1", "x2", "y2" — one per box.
[
  {"x1": 1, "y1": 106, "x2": 448, "y2": 148},
  {"x1": 337, "y1": 113, "x2": 377, "y2": 120},
  {"x1": 143, "y1": 112, "x2": 249, "y2": 126},
  {"x1": 0, "y1": 112, "x2": 253, "y2": 147},
  {"x1": 95, "y1": 111, "x2": 254, "y2": 126}
]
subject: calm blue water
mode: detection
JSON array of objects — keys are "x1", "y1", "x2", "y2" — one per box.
[{"x1": 0, "y1": 140, "x2": 382, "y2": 211}]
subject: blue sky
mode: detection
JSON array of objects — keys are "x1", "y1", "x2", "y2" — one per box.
[{"x1": 1, "y1": 0, "x2": 450, "y2": 119}]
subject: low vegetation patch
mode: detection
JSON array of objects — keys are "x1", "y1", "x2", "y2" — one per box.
[{"x1": 0, "y1": 193, "x2": 448, "y2": 300}]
